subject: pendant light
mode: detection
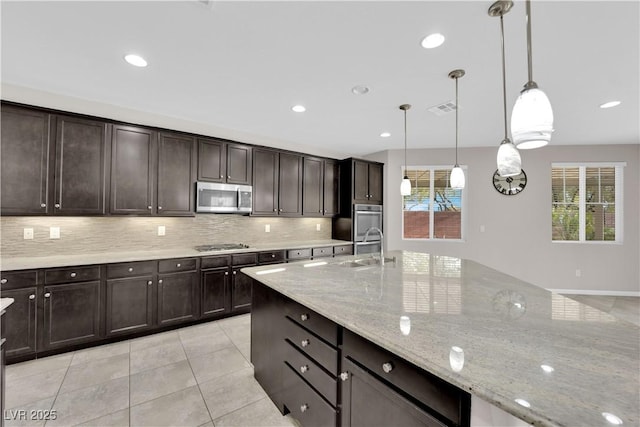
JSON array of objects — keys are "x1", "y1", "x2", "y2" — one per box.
[
  {"x1": 449, "y1": 69, "x2": 465, "y2": 189},
  {"x1": 400, "y1": 104, "x2": 412, "y2": 196},
  {"x1": 511, "y1": 0, "x2": 553, "y2": 149},
  {"x1": 489, "y1": 0, "x2": 522, "y2": 177}
]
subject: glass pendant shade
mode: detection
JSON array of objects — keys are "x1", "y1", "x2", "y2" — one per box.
[
  {"x1": 400, "y1": 177, "x2": 411, "y2": 196},
  {"x1": 511, "y1": 87, "x2": 553, "y2": 149},
  {"x1": 450, "y1": 166, "x2": 465, "y2": 189},
  {"x1": 496, "y1": 139, "x2": 521, "y2": 177}
]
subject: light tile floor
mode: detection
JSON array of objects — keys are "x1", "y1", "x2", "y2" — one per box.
[
  {"x1": 4, "y1": 314, "x2": 298, "y2": 427},
  {"x1": 561, "y1": 294, "x2": 640, "y2": 326}
]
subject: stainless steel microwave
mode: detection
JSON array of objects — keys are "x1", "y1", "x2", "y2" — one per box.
[{"x1": 196, "y1": 182, "x2": 252, "y2": 214}]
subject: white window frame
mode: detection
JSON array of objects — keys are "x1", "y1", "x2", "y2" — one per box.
[
  {"x1": 551, "y1": 162, "x2": 624, "y2": 244},
  {"x1": 401, "y1": 165, "x2": 466, "y2": 242}
]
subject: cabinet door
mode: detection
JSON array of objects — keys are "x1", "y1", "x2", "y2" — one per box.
[
  {"x1": 110, "y1": 125, "x2": 155, "y2": 215},
  {"x1": 105, "y1": 277, "x2": 154, "y2": 336},
  {"x1": 323, "y1": 159, "x2": 339, "y2": 216},
  {"x1": 53, "y1": 115, "x2": 108, "y2": 215},
  {"x1": 42, "y1": 281, "x2": 101, "y2": 350},
  {"x1": 303, "y1": 157, "x2": 323, "y2": 216},
  {"x1": 1, "y1": 287, "x2": 38, "y2": 358},
  {"x1": 368, "y1": 163, "x2": 383, "y2": 204},
  {"x1": 0, "y1": 106, "x2": 51, "y2": 215},
  {"x1": 226, "y1": 143, "x2": 252, "y2": 185},
  {"x1": 157, "y1": 132, "x2": 195, "y2": 216},
  {"x1": 231, "y1": 268, "x2": 252, "y2": 312},
  {"x1": 197, "y1": 138, "x2": 226, "y2": 182},
  {"x1": 353, "y1": 160, "x2": 370, "y2": 203},
  {"x1": 157, "y1": 272, "x2": 198, "y2": 326},
  {"x1": 278, "y1": 152, "x2": 303, "y2": 216},
  {"x1": 201, "y1": 268, "x2": 230, "y2": 318},
  {"x1": 340, "y1": 357, "x2": 446, "y2": 427},
  {"x1": 252, "y1": 148, "x2": 279, "y2": 215}
]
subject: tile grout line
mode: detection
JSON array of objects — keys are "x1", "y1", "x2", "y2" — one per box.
[
  {"x1": 179, "y1": 330, "x2": 215, "y2": 427},
  {"x1": 43, "y1": 351, "x2": 75, "y2": 427}
]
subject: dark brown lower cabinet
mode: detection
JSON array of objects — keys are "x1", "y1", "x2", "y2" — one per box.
[
  {"x1": 157, "y1": 272, "x2": 198, "y2": 326},
  {"x1": 1, "y1": 287, "x2": 38, "y2": 359},
  {"x1": 283, "y1": 364, "x2": 337, "y2": 427},
  {"x1": 200, "y1": 267, "x2": 230, "y2": 318},
  {"x1": 42, "y1": 281, "x2": 101, "y2": 350},
  {"x1": 105, "y1": 277, "x2": 154, "y2": 336},
  {"x1": 231, "y1": 269, "x2": 252, "y2": 312}
]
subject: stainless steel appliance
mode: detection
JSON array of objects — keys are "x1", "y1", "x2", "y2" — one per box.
[
  {"x1": 353, "y1": 204, "x2": 383, "y2": 255},
  {"x1": 196, "y1": 182, "x2": 252, "y2": 213}
]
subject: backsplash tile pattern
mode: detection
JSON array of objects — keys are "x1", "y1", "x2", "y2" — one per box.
[{"x1": 0, "y1": 216, "x2": 332, "y2": 257}]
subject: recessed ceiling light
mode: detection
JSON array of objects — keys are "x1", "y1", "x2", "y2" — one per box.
[
  {"x1": 352, "y1": 85, "x2": 370, "y2": 95},
  {"x1": 292, "y1": 105, "x2": 306, "y2": 113},
  {"x1": 380, "y1": 132, "x2": 391, "y2": 138},
  {"x1": 421, "y1": 33, "x2": 445, "y2": 49},
  {"x1": 599, "y1": 101, "x2": 621, "y2": 109},
  {"x1": 124, "y1": 54, "x2": 148, "y2": 67}
]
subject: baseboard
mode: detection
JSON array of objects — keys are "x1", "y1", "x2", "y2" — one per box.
[{"x1": 548, "y1": 288, "x2": 640, "y2": 297}]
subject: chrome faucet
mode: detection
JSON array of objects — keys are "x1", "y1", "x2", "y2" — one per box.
[{"x1": 363, "y1": 227, "x2": 384, "y2": 265}]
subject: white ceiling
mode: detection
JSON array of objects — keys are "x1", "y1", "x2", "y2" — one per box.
[{"x1": 1, "y1": 1, "x2": 638, "y2": 159}]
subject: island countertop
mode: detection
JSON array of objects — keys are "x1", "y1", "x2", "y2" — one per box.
[{"x1": 242, "y1": 250, "x2": 639, "y2": 427}]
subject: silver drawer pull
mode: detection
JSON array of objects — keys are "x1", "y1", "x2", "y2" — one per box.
[
  {"x1": 158, "y1": 206, "x2": 163, "y2": 210},
  {"x1": 147, "y1": 281, "x2": 153, "y2": 286},
  {"x1": 271, "y1": 254, "x2": 276, "y2": 258},
  {"x1": 0, "y1": 278, "x2": 7, "y2": 284},
  {"x1": 220, "y1": 175, "x2": 224, "y2": 179},
  {"x1": 41, "y1": 203, "x2": 46, "y2": 208},
  {"x1": 225, "y1": 272, "x2": 229, "y2": 276},
  {"x1": 148, "y1": 206, "x2": 152, "y2": 210},
  {"x1": 382, "y1": 362, "x2": 394, "y2": 373},
  {"x1": 233, "y1": 271, "x2": 237, "y2": 275},
  {"x1": 55, "y1": 203, "x2": 60, "y2": 208},
  {"x1": 300, "y1": 365, "x2": 309, "y2": 374},
  {"x1": 300, "y1": 404, "x2": 309, "y2": 413},
  {"x1": 300, "y1": 314, "x2": 309, "y2": 322},
  {"x1": 29, "y1": 294, "x2": 36, "y2": 300},
  {"x1": 44, "y1": 292, "x2": 51, "y2": 298},
  {"x1": 158, "y1": 279, "x2": 163, "y2": 284},
  {"x1": 301, "y1": 339, "x2": 310, "y2": 348},
  {"x1": 128, "y1": 267, "x2": 134, "y2": 272},
  {"x1": 339, "y1": 372, "x2": 349, "y2": 381},
  {"x1": 70, "y1": 272, "x2": 77, "y2": 278},
  {"x1": 176, "y1": 263, "x2": 181, "y2": 268}
]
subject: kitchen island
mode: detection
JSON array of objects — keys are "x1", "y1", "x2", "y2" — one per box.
[{"x1": 243, "y1": 250, "x2": 639, "y2": 427}]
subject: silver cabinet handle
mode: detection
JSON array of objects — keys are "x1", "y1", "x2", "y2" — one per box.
[
  {"x1": 271, "y1": 254, "x2": 275, "y2": 258},
  {"x1": 176, "y1": 263, "x2": 181, "y2": 268},
  {"x1": 40, "y1": 203, "x2": 46, "y2": 208},
  {"x1": 339, "y1": 372, "x2": 349, "y2": 381},
  {"x1": 158, "y1": 206, "x2": 163, "y2": 210},
  {"x1": 44, "y1": 292, "x2": 51, "y2": 298},
  {"x1": 55, "y1": 203, "x2": 60, "y2": 208},
  {"x1": 0, "y1": 278, "x2": 7, "y2": 284},
  {"x1": 382, "y1": 362, "x2": 394, "y2": 373},
  {"x1": 158, "y1": 279, "x2": 163, "y2": 284},
  {"x1": 301, "y1": 339, "x2": 310, "y2": 348},
  {"x1": 147, "y1": 206, "x2": 152, "y2": 210},
  {"x1": 225, "y1": 271, "x2": 229, "y2": 276},
  {"x1": 273, "y1": 209, "x2": 277, "y2": 212},
  {"x1": 319, "y1": 210, "x2": 322, "y2": 213},
  {"x1": 128, "y1": 267, "x2": 134, "y2": 272},
  {"x1": 279, "y1": 208, "x2": 283, "y2": 212},
  {"x1": 300, "y1": 314, "x2": 309, "y2": 322},
  {"x1": 300, "y1": 365, "x2": 309, "y2": 374},
  {"x1": 300, "y1": 404, "x2": 309, "y2": 413},
  {"x1": 233, "y1": 271, "x2": 237, "y2": 275},
  {"x1": 29, "y1": 294, "x2": 36, "y2": 300},
  {"x1": 220, "y1": 175, "x2": 224, "y2": 179},
  {"x1": 227, "y1": 175, "x2": 231, "y2": 179},
  {"x1": 147, "y1": 281, "x2": 153, "y2": 285},
  {"x1": 70, "y1": 272, "x2": 77, "y2": 278}
]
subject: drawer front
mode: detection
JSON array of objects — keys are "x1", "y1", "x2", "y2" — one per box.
[
  {"x1": 45, "y1": 266, "x2": 100, "y2": 284},
  {"x1": 107, "y1": 261, "x2": 155, "y2": 279},
  {"x1": 158, "y1": 258, "x2": 197, "y2": 274},
  {"x1": 342, "y1": 330, "x2": 468, "y2": 426},
  {"x1": 200, "y1": 255, "x2": 230, "y2": 269},
  {"x1": 287, "y1": 248, "x2": 311, "y2": 260},
  {"x1": 231, "y1": 253, "x2": 257, "y2": 266},
  {"x1": 285, "y1": 341, "x2": 337, "y2": 405},
  {"x1": 285, "y1": 318, "x2": 337, "y2": 374},
  {"x1": 0, "y1": 271, "x2": 37, "y2": 289},
  {"x1": 258, "y1": 250, "x2": 286, "y2": 264},
  {"x1": 333, "y1": 244, "x2": 353, "y2": 256},
  {"x1": 311, "y1": 247, "x2": 332, "y2": 258},
  {"x1": 285, "y1": 299, "x2": 338, "y2": 346},
  {"x1": 283, "y1": 364, "x2": 337, "y2": 427}
]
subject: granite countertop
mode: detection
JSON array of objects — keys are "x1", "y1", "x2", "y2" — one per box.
[
  {"x1": 0, "y1": 239, "x2": 352, "y2": 271},
  {"x1": 242, "y1": 250, "x2": 639, "y2": 427},
  {"x1": 0, "y1": 297, "x2": 14, "y2": 312}
]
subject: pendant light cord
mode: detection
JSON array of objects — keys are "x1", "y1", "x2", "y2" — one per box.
[
  {"x1": 403, "y1": 108, "x2": 408, "y2": 175},
  {"x1": 526, "y1": 0, "x2": 534, "y2": 83},
  {"x1": 500, "y1": 13, "x2": 509, "y2": 141},
  {"x1": 455, "y1": 76, "x2": 459, "y2": 166}
]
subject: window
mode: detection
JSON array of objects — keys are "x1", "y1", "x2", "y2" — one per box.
[
  {"x1": 551, "y1": 163, "x2": 624, "y2": 242},
  {"x1": 402, "y1": 167, "x2": 464, "y2": 240}
]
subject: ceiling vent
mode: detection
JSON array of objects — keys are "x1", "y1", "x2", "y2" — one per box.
[
  {"x1": 428, "y1": 101, "x2": 457, "y2": 116},
  {"x1": 195, "y1": 0, "x2": 215, "y2": 10}
]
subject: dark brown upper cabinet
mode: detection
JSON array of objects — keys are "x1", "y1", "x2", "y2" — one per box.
[
  {"x1": 303, "y1": 157, "x2": 339, "y2": 217},
  {"x1": 157, "y1": 132, "x2": 196, "y2": 216},
  {"x1": 340, "y1": 158, "x2": 383, "y2": 209},
  {"x1": 198, "y1": 138, "x2": 252, "y2": 185},
  {"x1": 0, "y1": 105, "x2": 109, "y2": 216},
  {"x1": 252, "y1": 148, "x2": 302, "y2": 216}
]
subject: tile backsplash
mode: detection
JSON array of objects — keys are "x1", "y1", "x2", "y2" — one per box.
[{"x1": 0, "y1": 215, "x2": 332, "y2": 257}]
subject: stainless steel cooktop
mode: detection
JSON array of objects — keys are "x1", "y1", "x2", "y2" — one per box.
[{"x1": 194, "y1": 243, "x2": 250, "y2": 252}]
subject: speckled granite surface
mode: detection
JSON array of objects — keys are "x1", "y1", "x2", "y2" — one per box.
[
  {"x1": 242, "y1": 250, "x2": 639, "y2": 427},
  {"x1": 0, "y1": 239, "x2": 351, "y2": 271}
]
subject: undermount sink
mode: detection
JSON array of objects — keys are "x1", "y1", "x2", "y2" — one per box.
[{"x1": 338, "y1": 257, "x2": 397, "y2": 268}]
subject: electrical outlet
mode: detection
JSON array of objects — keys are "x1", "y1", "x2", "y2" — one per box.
[
  {"x1": 50, "y1": 227, "x2": 60, "y2": 239},
  {"x1": 23, "y1": 228, "x2": 34, "y2": 240},
  {"x1": 158, "y1": 225, "x2": 166, "y2": 236},
  {"x1": 265, "y1": 224, "x2": 270, "y2": 233},
  {"x1": 316, "y1": 223, "x2": 321, "y2": 231}
]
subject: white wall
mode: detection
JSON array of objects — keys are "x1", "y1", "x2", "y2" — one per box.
[{"x1": 366, "y1": 144, "x2": 640, "y2": 295}]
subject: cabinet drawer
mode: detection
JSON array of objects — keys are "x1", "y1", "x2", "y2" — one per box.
[
  {"x1": 342, "y1": 330, "x2": 469, "y2": 426},
  {"x1": 285, "y1": 318, "x2": 337, "y2": 374},
  {"x1": 312, "y1": 247, "x2": 332, "y2": 258},
  {"x1": 283, "y1": 364, "x2": 337, "y2": 427},
  {"x1": 201, "y1": 255, "x2": 230, "y2": 269},
  {"x1": 258, "y1": 250, "x2": 286, "y2": 264},
  {"x1": 158, "y1": 258, "x2": 197, "y2": 273},
  {"x1": 0, "y1": 271, "x2": 37, "y2": 289},
  {"x1": 107, "y1": 261, "x2": 155, "y2": 279},
  {"x1": 333, "y1": 244, "x2": 353, "y2": 256},
  {"x1": 285, "y1": 299, "x2": 338, "y2": 346},
  {"x1": 45, "y1": 266, "x2": 100, "y2": 284},
  {"x1": 231, "y1": 253, "x2": 257, "y2": 266},
  {"x1": 285, "y1": 341, "x2": 337, "y2": 406},
  {"x1": 287, "y1": 248, "x2": 311, "y2": 260}
]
